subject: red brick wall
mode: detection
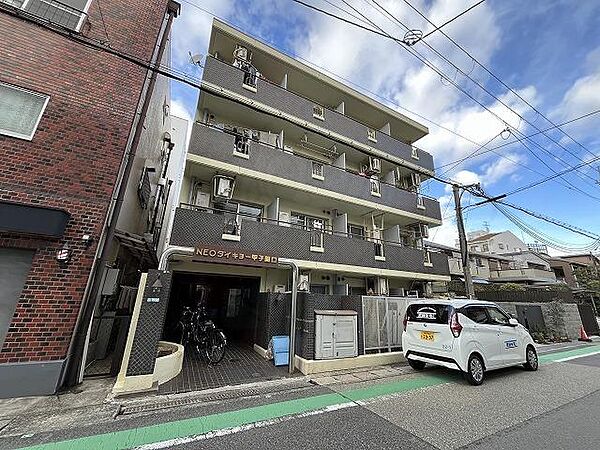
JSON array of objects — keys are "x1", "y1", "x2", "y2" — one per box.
[{"x1": 0, "y1": 0, "x2": 171, "y2": 363}]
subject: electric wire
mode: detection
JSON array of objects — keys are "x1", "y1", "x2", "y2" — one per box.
[
  {"x1": 365, "y1": 0, "x2": 600, "y2": 192},
  {"x1": 10, "y1": 2, "x2": 599, "y2": 247}
]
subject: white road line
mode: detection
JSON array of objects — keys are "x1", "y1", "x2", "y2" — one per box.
[
  {"x1": 134, "y1": 402, "x2": 357, "y2": 450},
  {"x1": 553, "y1": 349, "x2": 600, "y2": 363}
]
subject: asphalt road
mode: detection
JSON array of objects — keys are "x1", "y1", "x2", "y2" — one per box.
[
  {"x1": 173, "y1": 351, "x2": 600, "y2": 450},
  {"x1": 3, "y1": 345, "x2": 600, "y2": 449}
]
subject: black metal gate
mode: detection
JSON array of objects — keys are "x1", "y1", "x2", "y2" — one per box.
[
  {"x1": 515, "y1": 305, "x2": 545, "y2": 332},
  {"x1": 578, "y1": 303, "x2": 600, "y2": 336}
]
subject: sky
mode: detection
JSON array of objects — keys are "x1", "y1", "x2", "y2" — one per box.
[{"x1": 168, "y1": 0, "x2": 600, "y2": 255}]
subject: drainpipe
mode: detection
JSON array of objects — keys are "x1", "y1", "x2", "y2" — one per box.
[
  {"x1": 158, "y1": 245, "x2": 195, "y2": 270},
  {"x1": 279, "y1": 258, "x2": 299, "y2": 374},
  {"x1": 61, "y1": 2, "x2": 180, "y2": 388}
]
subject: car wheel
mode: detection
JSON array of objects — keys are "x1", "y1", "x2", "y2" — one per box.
[
  {"x1": 465, "y1": 354, "x2": 485, "y2": 386},
  {"x1": 523, "y1": 345, "x2": 539, "y2": 371},
  {"x1": 408, "y1": 358, "x2": 426, "y2": 370}
]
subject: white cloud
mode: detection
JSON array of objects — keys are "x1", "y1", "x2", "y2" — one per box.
[
  {"x1": 171, "y1": 0, "x2": 234, "y2": 69},
  {"x1": 170, "y1": 98, "x2": 193, "y2": 121},
  {"x1": 481, "y1": 152, "x2": 525, "y2": 184}
]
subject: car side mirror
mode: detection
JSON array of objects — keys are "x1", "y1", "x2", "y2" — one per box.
[{"x1": 508, "y1": 318, "x2": 519, "y2": 327}]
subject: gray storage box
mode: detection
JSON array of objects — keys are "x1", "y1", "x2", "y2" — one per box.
[{"x1": 315, "y1": 310, "x2": 358, "y2": 359}]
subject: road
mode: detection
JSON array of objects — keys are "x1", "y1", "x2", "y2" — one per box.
[{"x1": 3, "y1": 344, "x2": 600, "y2": 450}]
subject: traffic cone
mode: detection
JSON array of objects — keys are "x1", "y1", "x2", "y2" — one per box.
[{"x1": 578, "y1": 325, "x2": 592, "y2": 342}]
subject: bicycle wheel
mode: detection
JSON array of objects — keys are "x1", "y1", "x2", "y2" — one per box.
[{"x1": 205, "y1": 329, "x2": 226, "y2": 364}]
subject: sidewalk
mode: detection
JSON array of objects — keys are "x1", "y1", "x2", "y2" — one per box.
[{"x1": 2, "y1": 338, "x2": 598, "y2": 440}]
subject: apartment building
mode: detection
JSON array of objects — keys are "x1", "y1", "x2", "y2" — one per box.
[
  {"x1": 0, "y1": 0, "x2": 180, "y2": 397},
  {"x1": 160, "y1": 19, "x2": 449, "y2": 364}
]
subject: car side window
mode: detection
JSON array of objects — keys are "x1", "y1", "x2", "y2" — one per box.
[
  {"x1": 487, "y1": 307, "x2": 510, "y2": 325},
  {"x1": 463, "y1": 306, "x2": 488, "y2": 324}
]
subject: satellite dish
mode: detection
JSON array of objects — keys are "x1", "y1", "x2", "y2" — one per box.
[{"x1": 188, "y1": 51, "x2": 203, "y2": 66}]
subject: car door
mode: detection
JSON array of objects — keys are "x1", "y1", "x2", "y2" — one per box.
[
  {"x1": 461, "y1": 306, "x2": 502, "y2": 368},
  {"x1": 486, "y1": 306, "x2": 521, "y2": 365}
]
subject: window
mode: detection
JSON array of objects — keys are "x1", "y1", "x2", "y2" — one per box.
[
  {"x1": 0, "y1": 82, "x2": 49, "y2": 140},
  {"x1": 411, "y1": 147, "x2": 419, "y2": 160},
  {"x1": 406, "y1": 304, "x2": 452, "y2": 324},
  {"x1": 311, "y1": 161, "x2": 324, "y2": 180},
  {"x1": 347, "y1": 224, "x2": 365, "y2": 239},
  {"x1": 215, "y1": 201, "x2": 262, "y2": 237},
  {"x1": 463, "y1": 306, "x2": 488, "y2": 324},
  {"x1": 367, "y1": 128, "x2": 377, "y2": 143},
  {"x1": 374, "y1": 241, "x2": 384, "y2": 258},
  {"x1": 312, "y1": 105, "x2": 324, "y2": 120},
  {"x1": 2, "y1": 0, "x2": 90, "y2": 31},
  {"x1": 486, "y1": 307, "x2": 510, "y2": 326},
  {"x1": 416, "y1": 195, "x2": 425, "y2": 209},
  {"x1": 370, "y1": 176, "x2": 381, "y2": 196}
]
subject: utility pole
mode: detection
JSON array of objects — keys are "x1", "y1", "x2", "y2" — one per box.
[{"x1": 453, "y1": 184, "x2": 475, "y2": 298}]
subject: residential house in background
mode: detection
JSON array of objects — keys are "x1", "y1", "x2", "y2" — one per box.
[{"x1": 0, "y1": 0, "x2": 180, "y2": 397}]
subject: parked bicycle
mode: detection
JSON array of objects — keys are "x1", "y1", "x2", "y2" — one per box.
[{"x1": 177, "y1": 304, "x2": 227, "y2": 364}]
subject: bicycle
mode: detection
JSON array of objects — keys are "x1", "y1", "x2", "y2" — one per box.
[{"x1": 177, "y1": 305, "x2": 227, "y2": 364}]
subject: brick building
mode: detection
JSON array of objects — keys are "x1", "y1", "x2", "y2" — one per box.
[{"x1": 0, "y1": 0, "x2": 180, "y2": 397}]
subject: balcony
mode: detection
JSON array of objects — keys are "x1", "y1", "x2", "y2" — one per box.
[
  {"x1": 202, "y1": 56, "x2": 435, "y2": 173},
  {"x1": 188, "y1": 125, "x2": 442, "y2": 223},
  {"x1": 489, "y1": 268, "x2": 557, "y2": 283},
  {"x1": 170, "y1": 207, "x2": 449, "y2": 278}
]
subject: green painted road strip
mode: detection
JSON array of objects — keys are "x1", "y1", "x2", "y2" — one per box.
[
  {"x1": 539, "y1": 343, "x2": 600, "y2": 364},
  {"x1": 19, "y1": 375, "x2": 448, "y2": 450}
]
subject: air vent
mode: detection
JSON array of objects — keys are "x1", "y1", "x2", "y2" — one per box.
[{"x1": 367, "y1": 128, "x2": 377, "y2": 143}]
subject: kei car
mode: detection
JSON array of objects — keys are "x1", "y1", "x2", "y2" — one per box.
[{"x1": 402, "y1": 298, "x2": 538, "y2": 385}]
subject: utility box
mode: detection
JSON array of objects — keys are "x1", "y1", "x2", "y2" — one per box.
[{"x1": 315, "y1": 310, "x2": 358, "y2": 360}]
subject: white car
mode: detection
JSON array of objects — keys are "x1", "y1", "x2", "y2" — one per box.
[{"x1": 402, "y1": 299, "x2": 538, "y2": 385}]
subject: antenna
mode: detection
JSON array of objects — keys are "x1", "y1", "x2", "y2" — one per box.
[{"x1": 188, "y1": 51, "x2": 203, "y2": 66}]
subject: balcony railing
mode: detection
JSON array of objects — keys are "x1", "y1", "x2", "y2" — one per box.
[
  {"x1": 2, "y1": 0, "x2": 87, "y2": 31},
  {"x1": 188, "y1": 124, "x2": 442, "y2": 222},
  {"x1": 202, "y1": 56, "x2": 435, "y2": 173},
  {"x1": 489, "y1": 268, "x2": 557, "y2": 282},
  {"x1": 171, "y1": 206, "x2": 449, "y2": 276}
]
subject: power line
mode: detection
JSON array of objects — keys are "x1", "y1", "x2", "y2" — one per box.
[
  {"x1": 328, "y1": 0, "x2": 600, "y2": 200},
  {"x1": 15, "y1": 1, "x2": 600, "y2": 246},
  {"x1": 182, "y1": 0, "x2": 600, "y2": 197},
  {"x1": 418, "y1": 0, "x2": 486, "y2": 41},
  {"x1": 398, "y1": 0, "x2": 598, "y2": 162},
  {"x1": 365, "y1": 0, "x2": 600, "y2": 192},
  {"x1": 436, "y1": 108, "x2": 600, "y2": 171}
]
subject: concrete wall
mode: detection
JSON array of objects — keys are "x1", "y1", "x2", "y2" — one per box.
[{"x1": 500, "y1": 302, "x2": 583, "y2": 340}]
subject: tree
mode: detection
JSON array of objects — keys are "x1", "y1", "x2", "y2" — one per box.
[{"x1": 574, "y1": 266, "x2": 600, "y2": 293}]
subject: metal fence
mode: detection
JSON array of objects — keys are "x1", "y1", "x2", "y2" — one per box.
[{"x1": 362, "y1": 296, "x2": 412, "y2": 351}]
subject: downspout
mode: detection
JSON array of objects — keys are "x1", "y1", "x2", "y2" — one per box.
[
  {"x1": 279, "y1": 258, "x2": 299, "y2": 374},
  {"x1": 61, "y1": 1, "x2": 180, "y2": 388}
]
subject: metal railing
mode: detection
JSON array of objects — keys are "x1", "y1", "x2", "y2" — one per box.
[
  {"x1": 6, "y1": 0, "x2": 88, "y2": 30},
  {"x1": 179, "y1": 202, "x2": 434, "y2": 254}
]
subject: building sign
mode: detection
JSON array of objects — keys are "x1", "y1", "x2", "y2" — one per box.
[{"x1": 193, "y1": 245, "x2": 279, "y2": 267}]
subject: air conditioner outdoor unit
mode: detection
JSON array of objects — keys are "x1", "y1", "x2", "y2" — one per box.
[
  {"x1": 273, "y1": 285, "x2": 286, "y2": 293},
  {"x1": 212, "y1": 175, "x2": 235, "y2": 200},
  {"x1": 312, "y1": 105, "x2": 325, "y2": 120},
  {"x1": 233, "y1": 44, "x2": 251, "y2": 62},
  {"x1": 406, "y1": 290, "x2": 419, "y2": 298},
  {"x1": 298, "y1": 274, "x2": 310, "y2": 291}
]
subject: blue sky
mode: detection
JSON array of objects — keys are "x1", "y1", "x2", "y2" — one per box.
[{"x1": 168, "y1": 0, "x2": 600, "y2": 254}]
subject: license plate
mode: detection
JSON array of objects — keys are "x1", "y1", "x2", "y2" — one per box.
[{"x1": 420, "y1": 331, "x2": 435, "y2": 341}]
